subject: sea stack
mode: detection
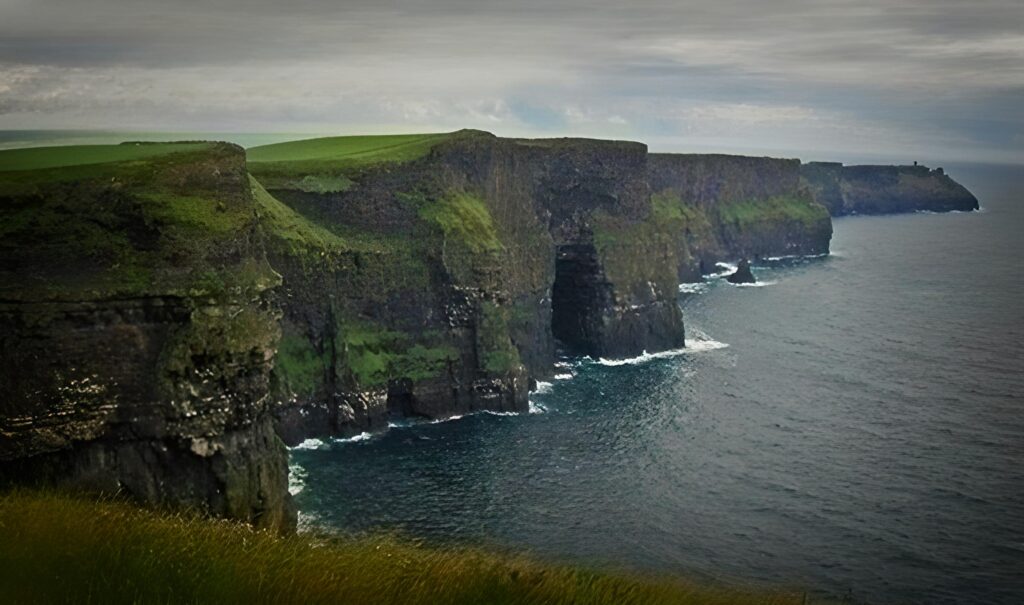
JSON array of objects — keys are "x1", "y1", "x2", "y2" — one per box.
[{"x1": 726, "y1": 259, "x2": 757, "y2": 284}]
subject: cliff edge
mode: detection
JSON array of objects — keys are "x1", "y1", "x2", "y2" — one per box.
[
  {"x1": 801, "y1": 162, "x2": 979, "y2": 215},
  {"x1": 0, "y1": 142, "x2": 294, "y2": 532}
]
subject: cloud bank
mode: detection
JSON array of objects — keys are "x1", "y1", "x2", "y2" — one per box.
[{"x1": 1, "y1": 0, "x2": 1021, "y2": 162}]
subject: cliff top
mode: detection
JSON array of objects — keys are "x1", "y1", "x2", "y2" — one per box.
[
  {"x1": 0, "y1": 142, "x2": 216, "y2": 173},
  {"x1": 0, "y1": 141, "x2": 276, "y2": 301},
  {"x1": 247, "y1": 132, "x2": 454, "y2": 165}
]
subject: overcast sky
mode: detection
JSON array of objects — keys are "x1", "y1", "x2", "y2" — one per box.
[{"x1": 1, "y1": 0, "x2": 1021, "y2": 162}]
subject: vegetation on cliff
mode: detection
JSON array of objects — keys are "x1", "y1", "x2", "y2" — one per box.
[
  {"x1": 0, "y1": 491, "x2": 811, "y2": 605},
  {"x1": 715, "y1": 195, "x2": 829, "y2": 230},
  {"x1": 0, "y1": 142, "x2": 277, "y2": 301},
  {"x1": 247, "y1": 132, "x2": 460, "y2": 191}
]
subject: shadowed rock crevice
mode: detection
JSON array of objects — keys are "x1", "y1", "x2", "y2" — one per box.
[{"x1": 551, "y1": 242, "x2": 614, "y2": 356}]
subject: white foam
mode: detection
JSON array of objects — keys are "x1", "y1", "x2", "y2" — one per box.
[
  {"x1": 531, "y1": 380, "x2": 553, "y2": 394},
  {"x1": 594, "y1": 337, "x2": 729, "y2": 365},
  {"x1": 730, "y1": 280, "x2": 778, "y2": 288},
  {"x1": 678, "y1": 282, "x2": 708, "y2": 294},
  {"x1": 763, "y1": 252, "x2": 829, "y2": 262},
  {"x1": 290, "y1": 438, "x2": 325, "y2": 451},
  {"x1": 554, "y1": 372, "x2": 574, "y2": 380},
  {"x1": 684, "y1": 337, "x2": 730, "y2": 352},
  {"x1": 288, "y1": 463, "x2": 307, "y2": 496},
  {"x1": 528, "y1": 400, "x2": 549, "y2": 414},
  {"x1": 707, "y1": 262, "x2": 738, "y2": 278},
  {"x1": 596, "y1": 348, "x2": 689, "y2": 366},
  {"x1": 333, "y1": 431, "x2": 373, "y2": 443}
]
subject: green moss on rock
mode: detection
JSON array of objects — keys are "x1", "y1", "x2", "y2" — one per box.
[
  {"x1": 715, "y1": 195, "x2": 829, "y2": 229},
  {"x1": 477, "y1": 302, "x2": 523, "y2": 374},
  {"x1": 275, "y1": 333, "x2": 325, "y2": 396}
]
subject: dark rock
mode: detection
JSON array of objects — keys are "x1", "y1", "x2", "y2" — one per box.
[
  {"x1": 252, "y1": 132, "x2": 686, "y2": 441},
  {"x1": 0, "y1": 143, "x2": 294, "y2": 532},
  {"x1": 726, "y1": 259, "x2": 756, "y2": 284},
  {"x1": 800, "y1": 162, "x2": 979, "y2": 215},
  {"x1": 648, "y1": 153, "x2": 833, "y2": 278}
]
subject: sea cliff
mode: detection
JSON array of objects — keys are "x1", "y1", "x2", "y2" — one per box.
[
  {"x1": 649, "y1": 153, "x2": 833, "y2": 280},
  {"x1": 0, "y1": 142, "x2": 294, "y2": 532},
  {"x1": 248, "y1": 131, "x2": 684, "y2": 442},
  {"x1": 0, "y1": 131, "x2": 979, "y2": 530},
  {"x1": 801, "y1": 162, "x2": 979, "y2": 215}
]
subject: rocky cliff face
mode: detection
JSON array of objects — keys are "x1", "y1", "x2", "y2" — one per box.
[
  {"x1": 1, "y1": 133, "x2": 859, "y2": 529},
  {"x1": 648, "y1": 154, "x2": 833, "y2": 279},
  {"x1": 249, "y1": 131, "x2": 685, "y2": 443},
  {"x1": 801, "y1": 162, "x2": 979, "y2": 215},
  {"x1": 0, "y1": 143, "x2": 294, "y2": 532}
]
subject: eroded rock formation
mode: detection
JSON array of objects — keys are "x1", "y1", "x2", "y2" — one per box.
[
  {"x1": 250, "y1": 131, "x2": 684, "y2": 442},
  {"x1": 801, "y1": 162, "x2": 979, "y2": 215},
  {"x1": 0, "y1": 143, "x2": 294, "y2": 532},
  {"x1": 648, "y1": 154, "x2": 833, "y2": 280}
]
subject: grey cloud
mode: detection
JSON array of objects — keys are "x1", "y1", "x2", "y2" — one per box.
[{"x1": 0, "y1": 0, "x2": 1021, "y2": 163}]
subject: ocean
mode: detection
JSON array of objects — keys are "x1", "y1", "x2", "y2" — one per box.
[{"x1": 290, "y1": 163, "x2": 1024, "y2": 605}]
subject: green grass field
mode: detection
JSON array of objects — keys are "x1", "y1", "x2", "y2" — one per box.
[
  {"x1": 0, "y1": 491, "x2": 814, "y2": 605},
  {"x1": 246, "y1": 132, "x2": 472, "y2": 190},
  {"x1": 247, "y1": 133, "x2": 451, "y2": 164},
  {"x1": 0, "y1": 142, "x2": 213, "y2": 172}
]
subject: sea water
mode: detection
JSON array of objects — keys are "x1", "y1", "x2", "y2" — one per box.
[{"x1": 291, "y1": 163, "x2": 1024, "y2": 605}]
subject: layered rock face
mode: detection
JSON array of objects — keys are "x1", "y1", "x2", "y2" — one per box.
[
  {"x1": 249, "y1": 131, "x2": 685, "y2": 443},
  {"x1": 801, "y1": 162, "x2": 979, "y2": 215},
  {"x1": 648, "y1": 154, "x2": 833, "y2": 279},
  {"x1": 0, "y1": 143, "x2": 294, "y2": 532}
]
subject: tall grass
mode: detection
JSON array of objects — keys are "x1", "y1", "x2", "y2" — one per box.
[{"x1": 0, "y1": 491, "x2": 812, "y2": 604}]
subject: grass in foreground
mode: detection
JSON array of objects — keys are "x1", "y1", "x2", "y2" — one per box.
[{"x1": 0, "y1": 491, "x2": 812, "y2": 605}]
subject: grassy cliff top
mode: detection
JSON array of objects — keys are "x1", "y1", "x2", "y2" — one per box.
[
  {"x1": 247, "y1": 133, "x2": 454, "y2": 165},
  {"x1": 0, "y1": 142, "x2": 214, "y2": 172},
  {"x1": 0, "y1": 141, "x2": 276, "y2": 301},
  {"x1": 0, "y1": 491, "x2": 813, "y2": 605}
]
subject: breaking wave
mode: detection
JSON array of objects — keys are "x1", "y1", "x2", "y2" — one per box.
[
  {"x1": 678, "y1": 282, "x2": 709, "y2": 294},
  {"x1": 594, "y1": 336, "x2": 728, "y2": 366}
]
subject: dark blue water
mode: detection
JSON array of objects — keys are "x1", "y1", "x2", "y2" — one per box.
[{"x1": 291, "y1": 163, "x2": 1024, "y2": 605}]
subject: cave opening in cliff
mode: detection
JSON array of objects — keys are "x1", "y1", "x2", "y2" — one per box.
[{"x1": 551, "y1": 243, "x2": 609, "y2": 356}]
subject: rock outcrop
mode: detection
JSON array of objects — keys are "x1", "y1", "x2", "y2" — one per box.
[
  {"x1": 248, "y1": 131, "x2": 685, "y2": 443},
  {"x1": 800, "y1": 162, "x2": 979, "y2": 215},
  {"x1": 0, "y1": 143, "x2": 294, "y2": 532},
  {"x1": 648, "y1": 154, "x2": 833, "y2": 280},
  {"x1": 726, "y1": 259, "x2": 756, "y2": 284}
]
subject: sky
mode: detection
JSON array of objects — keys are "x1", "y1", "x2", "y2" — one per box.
[{"x1": 1, "y1": 0, "x2": 1021, "y2": 163}]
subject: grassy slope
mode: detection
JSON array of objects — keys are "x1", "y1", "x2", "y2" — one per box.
[
  {"x1": 0, "y1": 142, "x2": 213, "y2": 172},
  {"x1": 715, "y1": 195, "x2": 830, "y2": 229},
  {"x1": 247, "y1": 133, "x2": 450, "y2": 164},
  {"x1": 0, "y1": 492, "x2": 811, "y2": 605},
  {"x1": 247, "y1": 132, "x2": 457, "y2": 191}
]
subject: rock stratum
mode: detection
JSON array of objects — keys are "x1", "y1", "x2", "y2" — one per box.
[
  {"x1": 0, "y1": 131, "x2": 977, "y2": 530},
  {"x1": 801, "y1": 162, "x2": 979, "y2": 215}
]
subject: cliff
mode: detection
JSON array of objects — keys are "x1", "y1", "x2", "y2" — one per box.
[
  {"x1": 0, "y1": 133, "x2": 855, "y2": 529},
  {"x1": 248, "y1": 131, "x2": 684, "y2": 443},
  {"x1": 0, "y1": 142, "x2": 294, "y2": 532},
  {"x1": 800, "y1": 162, "x2": 979, "y2": 215},
  {"x1": 648, "y1": 154, "x2": 833, "y2": 279}
]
